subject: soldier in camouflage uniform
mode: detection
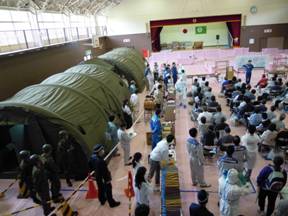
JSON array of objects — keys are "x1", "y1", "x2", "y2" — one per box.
[
  {"x1": 41, "y1": 144, "x2": 64, "y2": 203},
  {"x1": 30, "y1": 154, "x2": 55, "y2": 216},
  {"x1": 57, "y1": 130, "x2": 74, "y2": 187},
  {"x1": 17, "y1": 150, "x2": 40, "y2": 203}
]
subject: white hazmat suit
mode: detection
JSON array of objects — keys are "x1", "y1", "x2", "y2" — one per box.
[
  {"x1": 220, "y1": 169, "x2": 250, "y2": 216},
  {"x1": 175, "y1": 77, "x2": 187, "y2": 107}
]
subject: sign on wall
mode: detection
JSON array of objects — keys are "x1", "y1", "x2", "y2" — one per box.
[
  {"x1": 92, "y1": 36, "x2": 100, "y2": 48},
  {"x1": 195, "y1": 26, "x2": 207, "y2": 34}
]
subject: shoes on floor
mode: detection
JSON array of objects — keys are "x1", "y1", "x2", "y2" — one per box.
[
  {"x1": 153, "y1": 185, "x2": 161, "y2": 192},
  {"x1": 200, "y1": 183, "x2": 211, "y2": 188},
  {"x1": 110, "y1": 201, "x2": 121, "y2": 208},
  {"x1": 192, "y1": 183, "x2": 198, "y2": 186}
]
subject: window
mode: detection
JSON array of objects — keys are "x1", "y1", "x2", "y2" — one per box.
[{"x1": 0, "y1": 9, "x2": 102, "y2": 54}]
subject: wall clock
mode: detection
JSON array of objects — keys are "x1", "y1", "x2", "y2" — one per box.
[{"x1": 250, "y1": 5, "x2": 257, "y2": 14}]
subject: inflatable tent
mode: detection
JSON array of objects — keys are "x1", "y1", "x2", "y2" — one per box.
[
  {"x1": 99, "y1": 47, "x2": 146, "y2": 92},
  {"x1": 0, "y1": 48, "x2": 144, "y2": 178}
]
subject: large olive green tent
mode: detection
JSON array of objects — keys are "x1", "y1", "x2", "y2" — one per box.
[
  {"x1": 0, "y1": 48, "x2": 143, "y2": 178},
  {"x1": 79, "y1": 57, "x2": 114, "y2": 71},
  {"x1": 99, "y1": 47, "x2": 146, "y2": 92}
]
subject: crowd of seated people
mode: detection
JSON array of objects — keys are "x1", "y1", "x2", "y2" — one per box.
[
  {"x1": 219, "y1": 74, "x2": 288, "y2": 161},
  {"x1": 186, "y1": 73, "x2": 288, "y2": 216}
]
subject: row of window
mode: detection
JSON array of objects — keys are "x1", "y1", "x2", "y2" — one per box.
[{"x1": 0, "y1": 9, "x2": 107, "y2": 54}]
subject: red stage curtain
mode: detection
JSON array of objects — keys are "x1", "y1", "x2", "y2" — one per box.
[
  {"x1": 150, "y1": 14, "x2": 241, "y2": 27},
  {"x1": 151, "y1": 26, "x2": 163, "y2": 52},
  {"x1": 226, "y1": 21, "x2": 241, "y2": 47}
]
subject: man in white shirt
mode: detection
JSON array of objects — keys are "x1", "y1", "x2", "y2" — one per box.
[
  {"x1": 212, "y1": 106, "x2": 226, "y2": 125},
  {"x1": 148, "y1": 134, "x2": 175, "y2": 191},
  {"x1": 241, "y1": 125, "x2": 260, "y2": 179},
  {"x1": 117, "y1": 124, "x2": 132, "y2": 166},
  {"x1": 197, "y1": 107, "x2": 213, "y2": 124},
  {"x1": 130, "y1": 93, "x2": 139, "y2": 122}
]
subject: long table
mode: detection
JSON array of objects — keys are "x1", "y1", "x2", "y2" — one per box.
[{"x1": 161, "y1": 154, "x2": 182, "y2": 216}]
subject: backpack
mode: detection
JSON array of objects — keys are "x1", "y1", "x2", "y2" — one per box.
[{"x1": 266, "y1": 167, "x2": 285, "y2": 192}]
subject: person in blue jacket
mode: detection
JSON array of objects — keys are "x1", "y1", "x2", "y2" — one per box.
[
  {"x1": 257, "y1": 155, "x2": 287, "y2": 216},
  {"x1": 243, "y1": 60, "x2": 254, "y2": 84},
  {"x1": 150, "y1": 109, "x2": 162, "y2": 149},
  {"x1": 171, "y1": 62, "x2": 178, "y2": 85}
]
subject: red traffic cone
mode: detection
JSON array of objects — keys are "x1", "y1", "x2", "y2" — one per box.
[
  {"x1": 85, "y1": 174, "x2": 98, "y2": 199},
  {"x1": 124, "y1": 171, "x2": 135, "y2": 198}
]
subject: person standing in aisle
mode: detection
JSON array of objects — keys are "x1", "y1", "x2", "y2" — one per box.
[
  {"x1": 106, "y1": 115, "x2": 120, "y2": 157},
  {"x1": 117, "y1": 123, "x2": 132, "y2": 166},
  {"x1": 154, "y1": 84, "x2": 164, "y2": 109},
  {"x1": 150, "y1": 109, "x2": 162, "y2": 150},
  {"x1": 187, "y1": 128, "x2": 211, "y2": 188},
  {"x1": 175, "y1": 76, "x2": 187, "y2": 108},
  {"x1": 130, "y1": 92, "x2": 139, "y2": 122},
  {"x1": 30, "y1": 154, "x2": 55, "y2": 216},
  {"x1": 219, "y1": 169, "x2": 251, "y2": 216},
  {"x1": 144, "y1": 63, "x2": 154, "y2": 92},
  {"x1": 89, "y1": 144, "x2": 121, "y2": 208},
  {"x1": 17, "y1": 150, "x2": 40, "y2": 203},
  {"x1": 57, "y1": 130, "x2": 74, "y2": 187},
  {"x1": 243, "y1": 59, "x2": 254, "y2": 84},
  {"x1": 171, "y1": 62, "x2": 178, "y2": 85},
  {"x1": 241, "y1": 125, "x2": 260, "y2": 180},
  {"x1": 41, "y1": 144, "x2": 64, "y2": 203},
  {"x1": 257, "y1": 155, "x2": 287, "y2": 216},
  {"x1": 134, "y1": 166, "x2": 153, "y2": 207},
  {"x1": 122, "y1": 99, "x2": 133, "y2": 129},
  {"x1": 148, "y1": 134, "x2": 175, "y2": 191}
]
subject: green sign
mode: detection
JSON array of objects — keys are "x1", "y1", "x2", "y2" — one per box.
[{"x1": 195, "y1": 26, "x2": 207, "y2": 34}]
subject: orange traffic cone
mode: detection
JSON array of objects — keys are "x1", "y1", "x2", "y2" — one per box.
[
  {"x1": 124, "y1": 171, "x2": 135, "y2": 198},
  {"x1": 85, "y1": 174, "x2": 98, "y2": 199}
]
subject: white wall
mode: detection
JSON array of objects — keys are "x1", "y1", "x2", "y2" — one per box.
[
  {"x1": 160, "y1": 23, "x2": 229, "y2": 46},
  {"x1": 102, "y1": 0, "x2": 288, "y2": 36}
]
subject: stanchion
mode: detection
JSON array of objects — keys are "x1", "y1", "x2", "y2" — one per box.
[
  {"x1": 0, "y1": 179, "x2": 18, "y2": 198},
  {"x1": 124, "y1": 171, "x2": 134, "y2": 216}
]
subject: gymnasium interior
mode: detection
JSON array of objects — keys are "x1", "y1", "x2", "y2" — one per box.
[{"x1": 0, "y1": 0, "x2": 288, "y2": 216}]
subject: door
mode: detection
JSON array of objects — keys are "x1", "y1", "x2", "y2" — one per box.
[
  {"x1": 267, "y1": 37, "x2": 284, "y2": 49},
  {"x1": 260, "y1": 38, "x2": 267, "y2": 50}
]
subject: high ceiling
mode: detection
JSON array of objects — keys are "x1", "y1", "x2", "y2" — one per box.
[{"x1": 0, "y1": 0, "x2": 122, "y2": 15}]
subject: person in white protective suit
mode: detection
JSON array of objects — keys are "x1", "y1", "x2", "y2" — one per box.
[
  {"x1": 219, "y1": 168, "x2": 251, "y2": 216},
  {"x1": 130, "y1": 92, "x2": 139, "y2": 122},
  {"x1": 178, "y1": 68, "x2": 187, "y2": 82},
  {"x1": 144, "y1": 64, "x2": 154, "y2": 92},
  {"x1": 175, "y1": 75, "x2": 187, "y2": 108},
  {"x1": 187, "y1": 128, "x2": 211, "y2": 188}
]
